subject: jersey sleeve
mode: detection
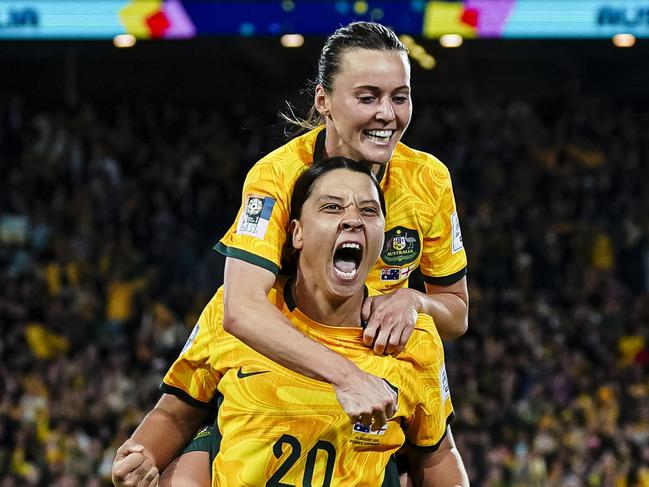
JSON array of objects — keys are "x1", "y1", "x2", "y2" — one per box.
[
  {"x1": 419, "y1": 164, "x2": 467, "y2": 285},
  {"x1": 402, "y1": 321, "x2": 455, "y2": 451},
  {"x1": 214, "y1": 161, "x2": 292, "y2": 275},
  {"x1": 160, "y1": 291, "x2": 224, "y2": 410}
]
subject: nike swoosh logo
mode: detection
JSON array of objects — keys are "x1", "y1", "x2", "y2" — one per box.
[{"x1": 236, "y1": 367, "x2": 270, "y2": 379}]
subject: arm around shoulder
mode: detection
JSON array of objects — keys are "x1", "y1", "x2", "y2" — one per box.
[
  {"x1": 222, "y1": 257, "x2": 398, "y2": 429},
  {"x1": 222, "y1": 257, "x2": 357, "y2": 383}
]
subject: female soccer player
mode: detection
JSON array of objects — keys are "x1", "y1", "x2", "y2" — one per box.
[
  {"x1": 217, "y1": 20, "x2": 469, "y2": 429},
  {"x1": 113, "y1": 159, "x2": 468, "y2": 486}
]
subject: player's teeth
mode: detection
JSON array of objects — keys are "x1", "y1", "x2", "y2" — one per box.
[
  {"x1": 334, "y1": 267, "x2": 358, "y2": 279},
  {"x1": 366, "y1": 130, "x2": 392, "y2": 137},
  {"x1": 342, "y1": 243, "x2": 360, "y2": 249}
]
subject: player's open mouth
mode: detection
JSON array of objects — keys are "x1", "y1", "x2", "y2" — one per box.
[
  {"x1": 364, "y1": 129, "x2": 394, "y2": 145},
  {"x1": 332, "y1": 241, "x2": 364, "y2": 280}
]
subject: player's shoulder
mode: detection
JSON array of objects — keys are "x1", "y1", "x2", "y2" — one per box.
[
  {"x1": 391, "y1": 141, "x2": 451, "y2": 178},
  {"x1": 252, "y1": 129, "x2": 319, "y2": 175},
  {"x1": 200, "y1": 280, "x2": 287, "y2": 331}
]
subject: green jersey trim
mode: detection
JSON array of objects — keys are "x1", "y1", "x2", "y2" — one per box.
[{"x1": 214, "y1": 242, "x2": 280, "y2": 275}]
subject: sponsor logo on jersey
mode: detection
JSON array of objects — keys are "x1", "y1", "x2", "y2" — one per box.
[
  {"x1": 451, "y1": 211, "x2": 463, "y2": 254},
  {"x1": 381, "y1": 227, "x2": 420, "y2": 266},
  {"x1": 236, "y1": 195, "x2": 275, "y2": 239},
  {"x1": 236, "y1": 367, "x2": 270, "y2": 379},
  {"x1": 180, "y1": 323, "x2": 199, "y2": 355}
]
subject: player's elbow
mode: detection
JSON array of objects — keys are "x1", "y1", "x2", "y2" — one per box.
[
  {"x1": 222, "y1": 299, "x2": 244, "y2": 336},
  {"x1": 439, "y1": 314, "x2": 468, "y2": 340},
  {"x1": 222, "y1": 292, "x2": 261, "y2": 340}
]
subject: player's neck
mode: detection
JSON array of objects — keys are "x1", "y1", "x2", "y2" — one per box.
[
  {"x1": 321, "y1": 128, "x2": 382, "y2": 177},
  {"x1": 291, "y1": 273, "x2": 364, "y2": 328}
]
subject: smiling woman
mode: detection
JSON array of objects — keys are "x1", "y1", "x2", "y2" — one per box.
[
  {"x1": 314, "y1": 47, "x2": 412, "y2": 168},
  {"x1": 112, "y1": 159, "x2": 467, "y2": 486}
]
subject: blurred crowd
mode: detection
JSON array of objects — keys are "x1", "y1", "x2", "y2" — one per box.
[{"x1": 1, "y1": 92, "x2": 648, "y2": 486}]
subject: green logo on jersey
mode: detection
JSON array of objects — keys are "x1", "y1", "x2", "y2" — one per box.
[{"x1": 381, "y1": 227, "x2": 420, "y2": 266}]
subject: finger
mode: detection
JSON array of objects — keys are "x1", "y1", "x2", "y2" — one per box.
[
  {"x1": 358, "y1": 412, "x2": 372, "y2": 427},
  {"x1": 138, "y1": 466, "x2": 159, "y2": 487},
  {"x1": 361, "y1": 296, "x2": 373, "y2": 321},
  {"x1": 113, "y1": 453, "x2": 146, "y2": 481},
  {"x1": 130, "y1": 458, "x2": 154, "y2": 484},
  {"x1": 384, "y1": 320, "x2": 408, "y2": 356},
  {"x1": 372, "y1": 325, "x2": 394, "y2": 355},
  {"x1": 384, "y1": 332, "x2": 399, "y2": 356},
  {"x1": 397, "y1": 321, "x2": 415, "y2": 353},
  {"x1": 362, "y1": 316, "x2": 380, "y2": 347},
  {"x1": 382, "y1": 380, "x2": 398, "y2": 416},
  {"x1": 385, "y1": 395, "x2": 397, "y2": 419},
  {"x1": 371, "y1": 409, "x2": 388, "y2": 431},
  {"x1": 115, "y1": 440, "x2": 137, "y2": 461}
]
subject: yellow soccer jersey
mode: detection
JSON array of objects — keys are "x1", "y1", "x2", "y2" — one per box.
[
  {"x1": 162, "y1": 278, "x2": 454, "y2": 486},
  {"x1": 215, "y1": 127, "x2": 467, "y2": 294}
]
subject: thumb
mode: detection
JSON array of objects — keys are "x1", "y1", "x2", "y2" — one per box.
[
  {"x1": 116, "y1": 439, "x2": 142, "y2": 460},
  {"x1": 361, "y1": 296, "x2": 373, "y2": 322},
  {"x1": 126, "y1": 444, "x2": 144, "y2": 454}
]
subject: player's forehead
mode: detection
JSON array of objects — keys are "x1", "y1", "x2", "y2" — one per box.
[
  {"x1": 334, "y1": 48, "x2": 410, "y2": 88},
  {"x1": 308, "y1": 169, "x2": 379, "y2": 202}
]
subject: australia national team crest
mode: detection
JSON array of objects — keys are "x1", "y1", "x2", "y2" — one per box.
[
  {"x1": 236, "y1": 195, "x2": 275, "y2": 239},
  {"x1": 381, "y1": 227, "x2": 420, "y2": 266}
]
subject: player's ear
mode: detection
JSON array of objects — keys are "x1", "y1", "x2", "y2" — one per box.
[
  {"x1": 290, "y1": 219, "x2": 304, "y2": 250},
  {"x1": 314, "y1": 84, "x2": 331, "y2": 118}
]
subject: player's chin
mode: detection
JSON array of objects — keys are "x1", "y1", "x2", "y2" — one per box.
[
  {"x1": 327, "y1": 264, "x2": 364, "y2": 297},
  {"x1": 361, "y1": 144, "x2": 396, "y2": 165}
]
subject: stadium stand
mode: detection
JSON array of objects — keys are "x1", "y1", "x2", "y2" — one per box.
[{"x1": 1, "y1": 93, "x2": 648, "y2": 486}]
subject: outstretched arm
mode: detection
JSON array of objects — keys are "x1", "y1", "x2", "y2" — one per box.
[{"x1": 222, "y1": 257, "x2": 396, "y2": 429}]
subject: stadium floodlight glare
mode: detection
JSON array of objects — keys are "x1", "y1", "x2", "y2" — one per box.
[
  {"x1": 439, "y1": 34, "x2": 463, "y2": 48},
  {"x1": 612, "y1": 33, "x2": 636, "y2": 48},
  {"x1": 113, "y1": 34, "x2": 136, "y2": 48},
  {"x1": 280, "y1": 34, "x2": 304, "y2": 48}
]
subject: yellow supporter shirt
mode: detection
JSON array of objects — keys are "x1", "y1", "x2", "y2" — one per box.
[
  {"x1": 215, "y1": 127, "x2": 467, "y2": 294},
  {"x1": 162, "y1": 277, "x2": 454, "y2": 486}
]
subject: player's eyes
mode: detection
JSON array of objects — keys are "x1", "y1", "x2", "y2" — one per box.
[
  {"x1": 322, "y1": 204, "x2": 343, "y2": 211},
  {"x1": 362, "y1": 207, "x2": 379, "y2": 215},
  {"x1": 358, "y1": 96, "x2": 376, "y2": 104}
]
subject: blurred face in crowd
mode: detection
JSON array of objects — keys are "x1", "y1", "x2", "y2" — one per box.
[
  {"x1": 291, "y1": 168, "x2": 385, "y2": 301},
  {"x1": 316, "y1": 49, "x2": 412, "y2": 165}
]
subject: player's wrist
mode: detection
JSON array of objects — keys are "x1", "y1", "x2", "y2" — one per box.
[
  {"x1": 327, "y1": 357, "x2": 361, "y2": 388},
  {"x1": 406, "y1": 287, "x2": 425, "y2": 313}
]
